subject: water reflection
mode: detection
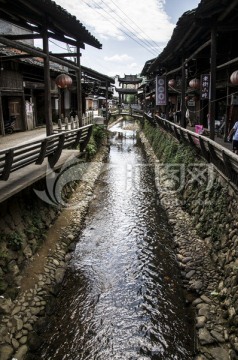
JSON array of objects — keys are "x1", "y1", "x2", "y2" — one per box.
[{"x1": 37, "y1": 120, "x2": 195, "y2": 360}]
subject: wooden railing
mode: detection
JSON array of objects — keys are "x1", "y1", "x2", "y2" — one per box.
[
  {"x1": 0, "y1": 125, "x2": 92, "y2": 181},
  {"x1": 57, "y1": 111, "x2": 94, "y2": 131},
  {"x1": 144, "y1": 113, "x2": 238, "y2": 187},
  {"x1": 110, "y1": 108, "x2": 143, "y2": 118}
]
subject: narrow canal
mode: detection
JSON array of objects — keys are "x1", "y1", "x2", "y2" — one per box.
[{"x1": 36, "y1": 120, "x2": 195, "y2": 359}]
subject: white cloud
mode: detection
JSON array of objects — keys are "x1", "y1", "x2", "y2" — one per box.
[
  {"x1": 43, "y1": 0, "x2": 197, "y2": 77},
  {"x1": 55, "y1": 0, "x2": 174, "y2": 46},
  {"x1": 104, "y1": 54, "x2": 133, "y2": 62},
  {"x1": 129, "y1": 63, "x2": 138, "y2": 69}
]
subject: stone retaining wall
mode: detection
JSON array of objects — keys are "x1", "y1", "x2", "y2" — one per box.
[
  {"x1": 1, "y1": 123, "x2": 238, "y2": 360},
  {"x1": 0, "y1": 145, "x2": 109, "y2": 360},
  {"x1": 140, "y1": 125, "x2": 238, "y2": 360}
]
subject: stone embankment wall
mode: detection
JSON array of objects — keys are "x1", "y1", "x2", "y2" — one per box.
[
  {"x1": 0, "y1": 145, "x2": 109, "y2": 360},
  {"x1": 141, "y1": 121, "x2": 238, "y2": 360}
]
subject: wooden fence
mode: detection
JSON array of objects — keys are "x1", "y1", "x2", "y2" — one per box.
[
  {"x1": 144, "y1": 113, "x2": 238, "y2": 187},
  {"x1": 57, "y1": 111, "x2": 94, "y2": 131},
  {"x1": 0, "y1": 125, "x2": 92, "y2": 181}
]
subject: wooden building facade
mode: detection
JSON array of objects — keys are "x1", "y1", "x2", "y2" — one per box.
[
  {"x1": 0, "y1": 0, "x2": 114, "y2": 136},
  {"x1": 141, "y1": 0, "x2": 238, "y2": 140},
  {"x1": 116, "y1": 74, "x2": 142, "y2": 105}
]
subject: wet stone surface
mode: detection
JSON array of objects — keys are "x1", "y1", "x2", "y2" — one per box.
[{"x1": 31, "y1": 122, "x2": 195, "y2": 360}]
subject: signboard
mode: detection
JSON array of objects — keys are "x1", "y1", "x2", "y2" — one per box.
[
  {"x1": 155, "y1": 76, "x2": 167, "y2": 106},
  {"x1": 200, "y1": 74, "x2": 210, "y2": 100},
  {"x1": 188, "y1": 100, "x2": 195, "y2": 107}
]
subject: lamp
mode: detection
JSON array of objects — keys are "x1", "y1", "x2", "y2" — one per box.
[
  {"x1": 55, "y1": 74, "x2": 73, "y2": 118},
  {"x1": 189, "y1": 78, "x2": 200, "y2": 90},
  {"x1": 55, "y1": 73, "x2": 72, "y2": 89},
  {"x1": 230, "y1": 71, "x2": 238, "y2": 85},
  {"x1": 168, "y1": 79, "x2": 176, "y2": 87}
]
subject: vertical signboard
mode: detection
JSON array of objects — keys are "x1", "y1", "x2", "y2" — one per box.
[
  {"x1": 155, "y1": 76, "x2": 167, "y2": 106},
  {"x1": 200, "y1": 74, "x2": 210, "y2": 100}
]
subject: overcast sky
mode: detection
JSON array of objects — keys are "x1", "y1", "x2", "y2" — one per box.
[{"x1": 42, "y1": 0, "x2": 201, "y2": 78}]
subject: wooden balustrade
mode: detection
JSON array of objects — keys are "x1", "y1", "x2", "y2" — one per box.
[
  {"x1": 146, "y1": 113, "x2": 238, "y2": 187},
  {"x1": 0, "y1": 125, "x2": 92, "y2": 181}
]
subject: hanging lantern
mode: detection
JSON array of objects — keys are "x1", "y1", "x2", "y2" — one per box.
[
  {"x1": 189, "y1": 78, "x2": 200, "y2": 90},
  {"x1": 230, "y1": 71, "x2": 238, "y2": 85},
  {"x1": 55, "y1": 73, "x2": 73, "y2": 89},
  {"x1": 168, "y1": 79, "x2": 176, "y2": 87}
]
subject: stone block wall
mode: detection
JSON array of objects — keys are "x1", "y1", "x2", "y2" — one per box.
[
  {"x1": 0, "y1": 177, "x2": 76, "y2": 300},
  {"x1": 142, "y1": 121, "x2": 238, "y2": 359}
]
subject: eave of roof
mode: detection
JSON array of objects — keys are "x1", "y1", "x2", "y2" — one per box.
[
  {"x1": 81, "y1": 65, "x2": 115, "y2": 84},
  {"x1": 0, "y1": 47, "x2": 115, "y2": 85},
  {"x1": 118, "y1": 74, "x2": 142, "y2": 83},
  {"x1": 0, "y1": 0, "x2": 102, "y2": 49},
  {"x1": 115, "y1": 88, "x2": 138, "y2": 94},
  {"x1": 147, "y1": 0, "x2": 238, "y2": 74},
  {"x1": 148, "y1": 9, "x2": 197, "y2": 73}
]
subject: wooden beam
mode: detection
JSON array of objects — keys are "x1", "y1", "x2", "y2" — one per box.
[
  {"x1": 0, "y1": 36, "x2": 46, "y2": 58},
  {"x1": 217, "y1": 56, "x2": 238, "y2": 70},
  {"x1": 4, "y1": 34, "x2": 42, "y2": 40},
  {"x1": 165, "y1": 39, "x2": 211, "y2": 76},
  {"x1": 48, "y1": 32, "x2": 85, "y2": 49},
  {"x1": 218, "y1": 0, "x2": 238, "y2": 21},
  {"x1": 43, "y1": 28, "x2": 53, "y2": 136},
  {"x1": 1, "y1": 54, "x2": 34, "y2": 60},
  {"x1": 51, "y1": 53, "x2": 78, "y2": 58}
]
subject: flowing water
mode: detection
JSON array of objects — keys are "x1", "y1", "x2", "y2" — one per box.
[{"x1": 36, "y1": 120, "x2": 195, "y2": 360}]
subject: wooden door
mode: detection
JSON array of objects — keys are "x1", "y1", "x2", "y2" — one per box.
[{"x1": 8, "y1": 98, "x2": 22, "y2": 130}]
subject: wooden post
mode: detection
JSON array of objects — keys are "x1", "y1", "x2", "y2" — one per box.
[
  {"x1": 58, "y1": 118, "x2": 62, "y2": 131},
  {"x1": 0, "y1": 91, "x2": 5, "y2": 136},
  {"x1": 65, "y1": 117, "x2": 69, "y2": 130},
  {"x1": 224, "y1": 84, "x2": 230, "y2": 141},
  {"x1": 105, "y1": 81, "x2": 109, "y2": 125},
  {"x1": 209, "y1": 23, "x2": 217, "y2": 141},
  {"x1": 22, "y1": 93, "x2": 27, "y2": 130},
  {"x1": 43, "y1": 28, "x2": 53, "y2": 136},
  {"x1": 76, "y1": 46, "x2": 82, "y2": 127},
  {"x1": 181, "y1": 56, "x2": 186, "y2": 128}
]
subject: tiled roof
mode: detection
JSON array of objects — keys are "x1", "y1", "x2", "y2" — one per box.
[
  {"x1": 147, "y1": 0, "x2": 238, "y2": 74},
  {"x1": 0, "y1": 0, "x2": 102, "y2": 49}
]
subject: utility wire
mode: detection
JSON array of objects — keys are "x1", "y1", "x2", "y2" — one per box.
[
  {"x1": 100, "y1": 0, "x2": 161, "y2": 54},
  {"x1": 109, "y1": 0, "x2": 163, "y2": 52},
  {"x1": 82, "y1": 0, "x2": 159, "y2": 57},
  {"x1": 93, "y1": 0, "x2": 158, "y2": 56}
]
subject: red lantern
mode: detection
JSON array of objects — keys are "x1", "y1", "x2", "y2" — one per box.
[
  {"x1": 168, "y1": 79, "x2": 176, "y2": 87},
  {"x1": 230, "y1": 71, "x2": 238, "y2": 85},
  {"x1": 55, "y1": 74, "x2": 73, "y2": 89},
  {"x1": 189, "y1": 78, "x2": 200, "y2": 90}
]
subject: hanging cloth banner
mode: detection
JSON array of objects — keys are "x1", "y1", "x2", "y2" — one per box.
[
  {"x1": 155, "y1": 75, "x2": 167, "y2": 106},
  {"x1": 200, "y1": 74, "x2": 210, "y2": 100}
]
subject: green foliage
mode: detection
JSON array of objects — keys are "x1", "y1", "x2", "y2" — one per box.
[
  {"x1": 6, "y1": 231, "x2": 23, "y2": 251},
  {"x1": 86, "y1": 125, "x2": 107, "y2": 159},
  {"x1": 86, "y1": 142, "x2": 97, "y2": 159},
  {"x1": 143, "y1": 120, "x2": 197, "y2": 165},
  {"x1": 196, "y1": 183, "x2": 230, "y2": 241},
  {"x1": 92, "y1": 125, "x2": 107, "y2": 147},
  {"x1": 143, "y1": 119, "x2": 231, "y2": 243}
]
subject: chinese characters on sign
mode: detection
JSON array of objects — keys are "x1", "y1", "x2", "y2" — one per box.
[
  {"x1": 200, "y1": 74, "x2": 210, "y2": 100},
  {"x1": 155, "y1": 76, "x2": 167, "y2": 105}
]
